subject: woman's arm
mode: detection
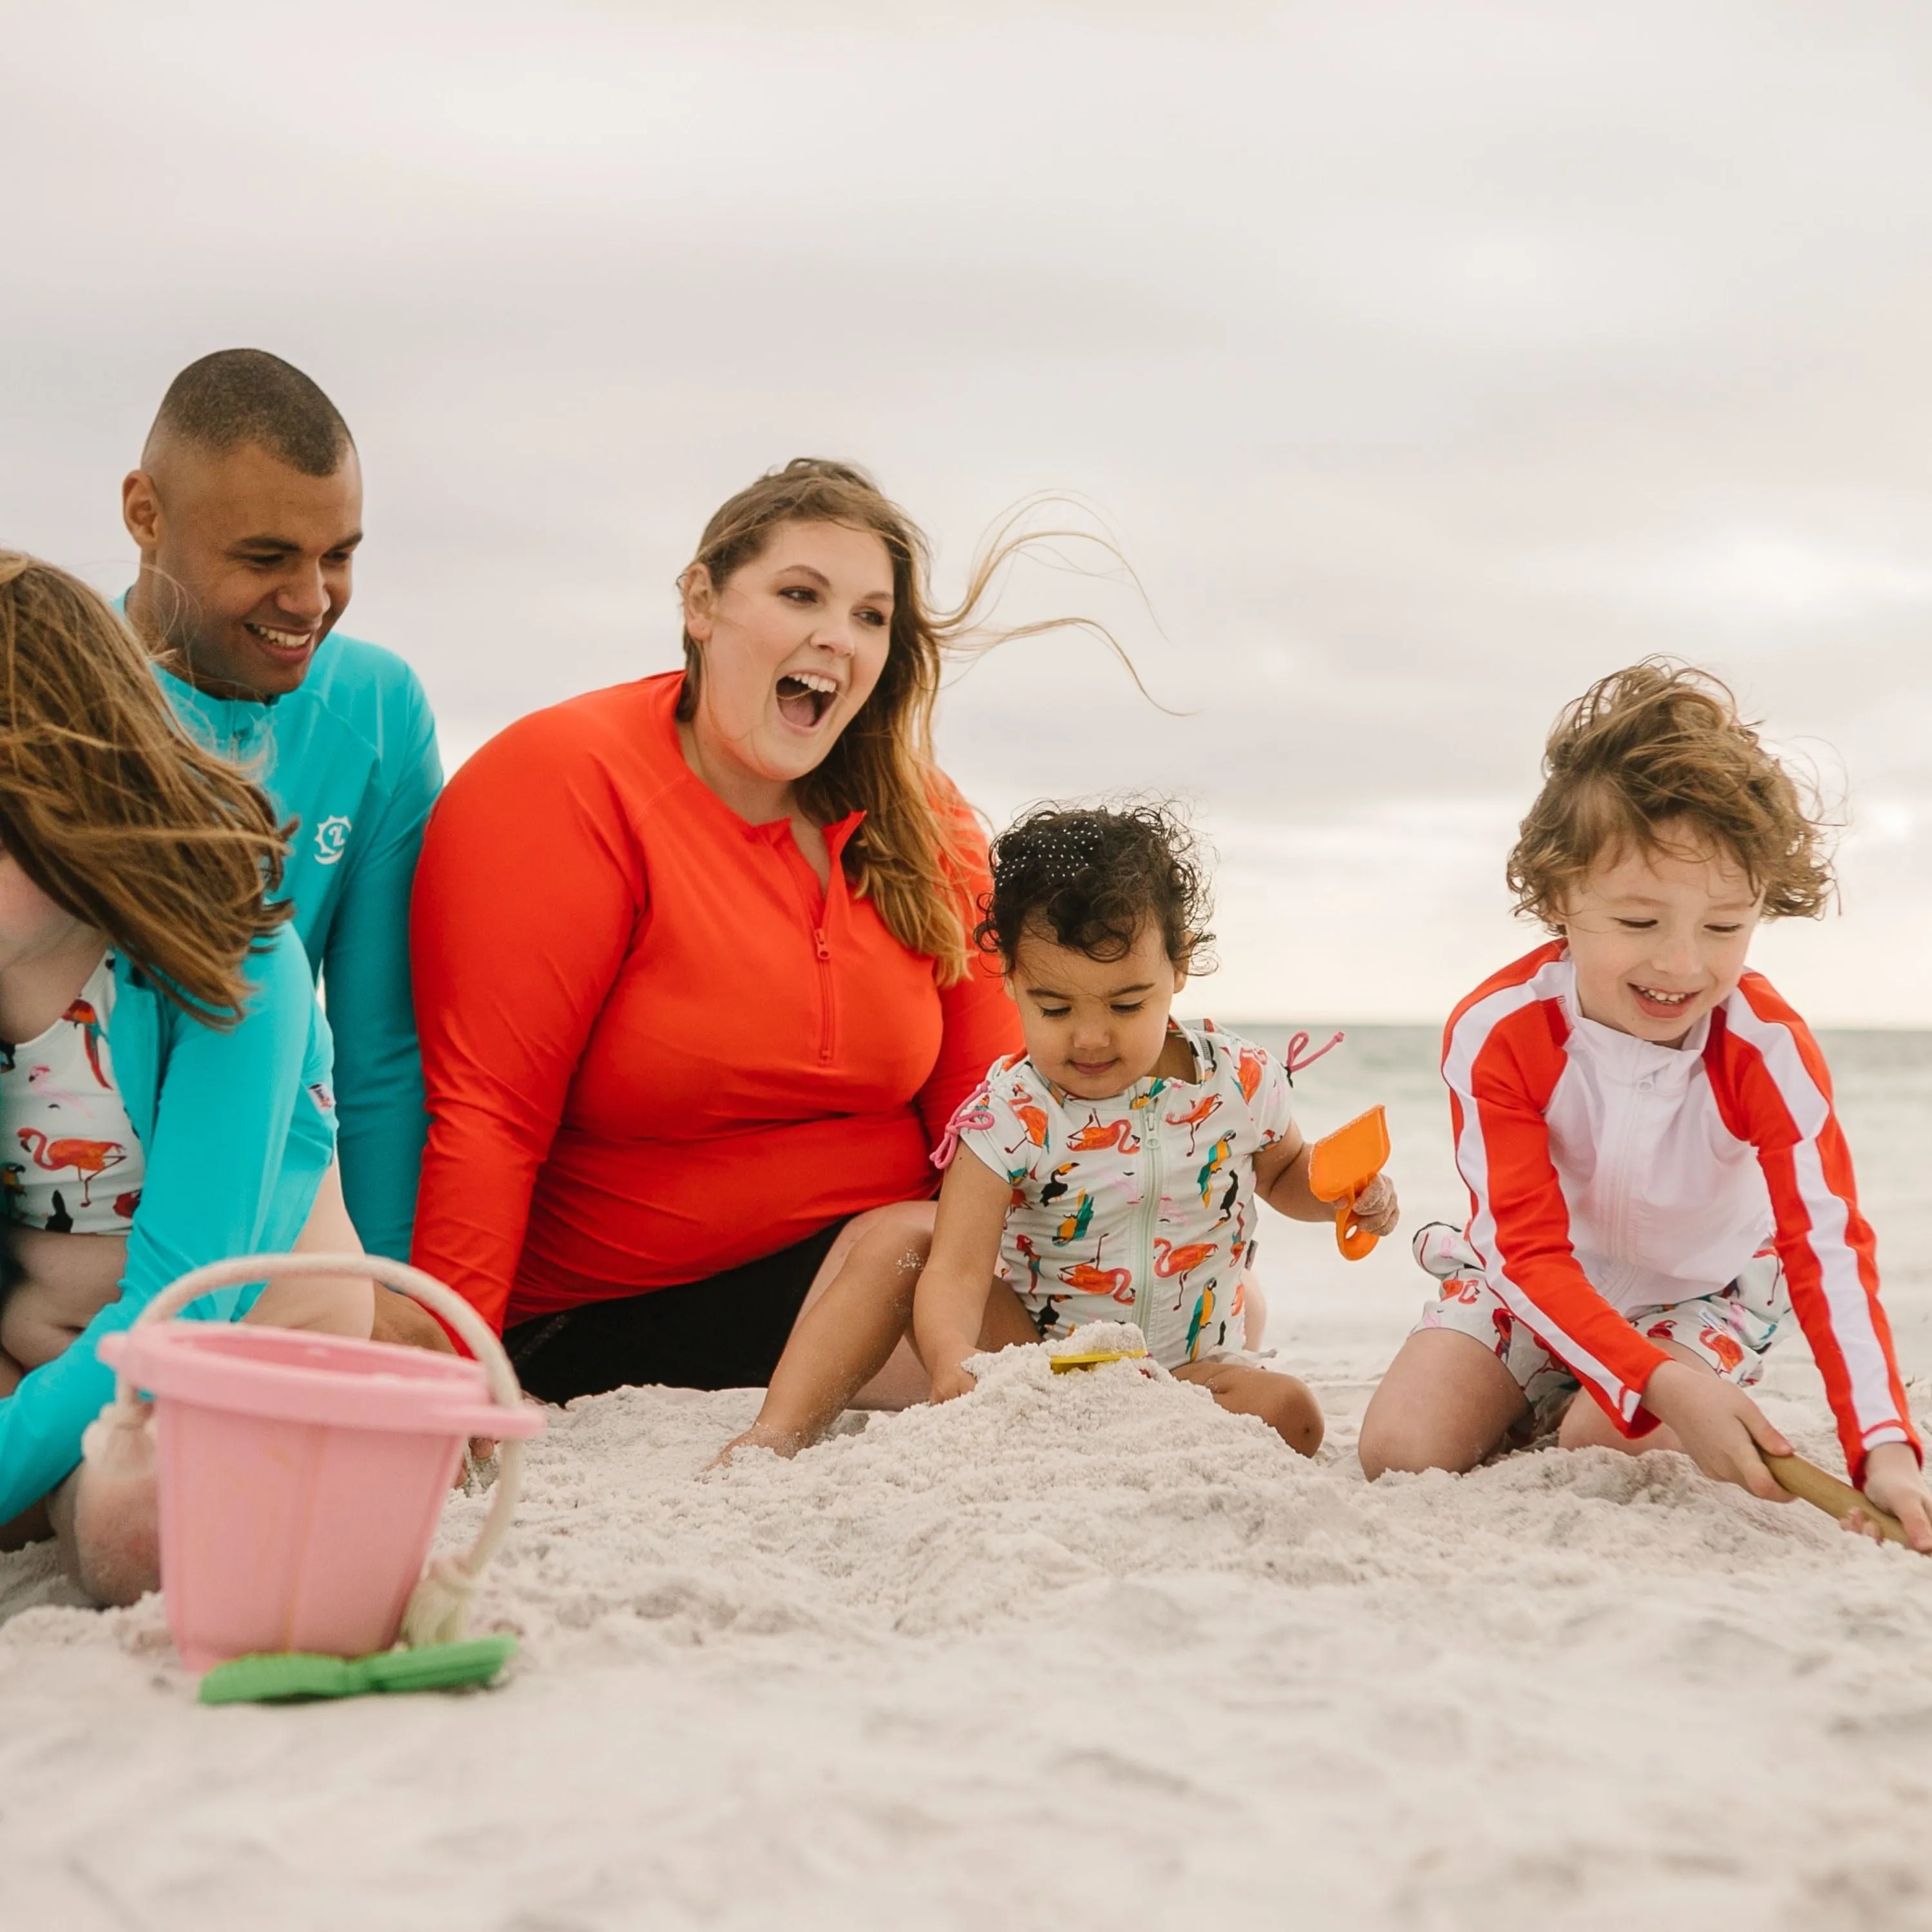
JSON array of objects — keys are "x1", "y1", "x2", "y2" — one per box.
[
  {"x1": 408, "y1": 710, "x2": 641, "y2": 1331},
  {"x1": 911, "y1": 1152, "x2": 1012, "y2": 1400},
  {"x1": 0, "y1": 929, "x2": 328, "y2": 1524}
]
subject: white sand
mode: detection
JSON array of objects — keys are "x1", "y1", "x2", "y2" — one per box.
[
  {"x1": 5, "y1": 1034, "x2": 1931, "y2": 1929},
  {"x1": 5, "y1": 1321, "x2": 1932, "y2": 1931}
]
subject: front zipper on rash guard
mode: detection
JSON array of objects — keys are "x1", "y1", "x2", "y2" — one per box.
[
  {"x1": 1130, "y1": 1101, "x2": 1164, "y2": 1354},
  {"x1": 774, "y1": 838, "x2": 838, "y2": 1064},
  {"x1": 1602, "y1": 1067, "x2": 1645, "y2": 1303},
  {"x1": 810, "y1": 925, "x2": 835, "y2": 1063}
]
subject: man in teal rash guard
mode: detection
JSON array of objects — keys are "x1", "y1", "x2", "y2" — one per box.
[{"x1": 118, "y1": 350, "x2": 441, "y2": 1269}]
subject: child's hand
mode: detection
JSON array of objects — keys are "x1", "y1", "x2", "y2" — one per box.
[
  {"x1": 1847, "y1": 1443, "x2": 1932, "y2": 1554},
  {"x1": 1354, "y1": 1174, "x2": 1400, "y2": 1239},
  {"x1": 927, "y1": 1359, "x2": 978, "y2": 1405},
  {"x1": 1641, "y1": 1360, "x2": 1793, "y2": 1502}
]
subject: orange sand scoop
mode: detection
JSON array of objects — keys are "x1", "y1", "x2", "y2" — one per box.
[{"x1": 1308, "y1": 1104, "x2": 1391, "y2": 1261}]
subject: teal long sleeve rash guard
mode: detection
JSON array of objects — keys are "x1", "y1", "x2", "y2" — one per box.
[
  {"x1": 0, "y1": 930, "x2": 336, "y2": 1524},
  {"x1": 135, "y1": 616, "x2": 443, "y2": 1262}
]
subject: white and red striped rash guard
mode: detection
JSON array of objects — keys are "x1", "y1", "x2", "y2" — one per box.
[{"x1": 1444, "y1": 941, "x2": 1917, "y2": 1483}]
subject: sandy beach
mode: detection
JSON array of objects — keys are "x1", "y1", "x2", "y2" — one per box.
[{"x1": 5, "y1": 1028, "x2": 1930, "y2": 1931}]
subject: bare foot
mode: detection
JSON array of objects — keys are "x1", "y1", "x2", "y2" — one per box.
[{"x1": 711, "y1": 1423, "x2": 811, "y2": 1468}]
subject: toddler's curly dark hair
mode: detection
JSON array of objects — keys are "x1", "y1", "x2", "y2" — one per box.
[{"x1": 975, "y1": 801, "x2": 1215, "y2": 972}]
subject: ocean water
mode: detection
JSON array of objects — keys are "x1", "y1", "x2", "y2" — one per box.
[{"x1": 1220, "y1": 1022, "x2": 1932, "y2": 1411}]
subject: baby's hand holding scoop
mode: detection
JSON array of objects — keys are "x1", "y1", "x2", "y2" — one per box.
[{"x1": 1309, "y1": 1106, "x2": 1399, "y2": 1258}]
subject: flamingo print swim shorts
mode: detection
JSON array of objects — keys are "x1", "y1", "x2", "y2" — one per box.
[{"x1": 1411, "y1": 1226, "x2": 1793, "y2": 1423}]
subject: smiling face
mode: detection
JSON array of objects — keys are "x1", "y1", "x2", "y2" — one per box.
[
  {"x1": 1559, "y1": 824, "x2": 1764, "y2": 1046},
  {"x1": 1007, "y1": 919, "x2": 1188, "y2": 1101},
  {"x1": 122, "y1": 440, "x2": 363, "y2": 698},
  {"x1": 678, "y1": 519, "x2": 895, "y2": 813}
]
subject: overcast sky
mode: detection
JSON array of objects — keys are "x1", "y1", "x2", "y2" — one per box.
[{"x1": 4, "y1": 1, "x2": 1929, "y2": 1022}]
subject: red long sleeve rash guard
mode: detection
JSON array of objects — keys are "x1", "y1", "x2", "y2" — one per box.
[
  {"x1": 408, "y1": 672, "x2": 1021, "y2": 1333},
  {"x1": 1444, "y1": 942, "x2": 1917, "y2": 1486}
]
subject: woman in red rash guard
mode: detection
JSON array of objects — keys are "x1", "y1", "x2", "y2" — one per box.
[{"x1": 412, "y1": 459, "x2": 1068, "y2": 1403}]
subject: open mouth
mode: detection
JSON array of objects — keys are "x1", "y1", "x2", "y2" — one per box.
[
  {"x1": 1630, "y1": 983, "x2": 1697, "y2": 1021},
  {"x1": 776, "y1": 670, "x2": 839, "y2": 730},
  {"x1": 245, "y1": 621, "x2": 317, "y2": 658}
]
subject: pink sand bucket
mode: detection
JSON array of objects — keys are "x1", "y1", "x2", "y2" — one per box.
[{"x1": 95, "y1": 1253, "x2": 544, "y2": 1672}]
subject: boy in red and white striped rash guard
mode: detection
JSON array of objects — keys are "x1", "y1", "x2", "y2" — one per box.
[{"x1": 1359, "y1": 663, "x2": 1931, "y2": 1547}]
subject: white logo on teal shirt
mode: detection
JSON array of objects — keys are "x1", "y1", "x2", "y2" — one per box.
[{"x1": 313, "y1": 815, "x2": 352, "y2": 865}]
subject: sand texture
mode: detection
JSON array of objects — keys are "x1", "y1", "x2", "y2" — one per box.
[{"x1": 5, "y1": 1333, "x2": 1932, "y2": 1931}]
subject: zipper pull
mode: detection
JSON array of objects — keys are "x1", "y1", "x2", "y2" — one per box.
[{"x1": 813, "y1": 927, "x2": 830, "y2": 961}]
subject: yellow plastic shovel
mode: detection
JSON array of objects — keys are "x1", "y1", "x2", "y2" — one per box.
[{"x1": 1309, "y1": 1105, "x2": 1391, "y2": 1261}]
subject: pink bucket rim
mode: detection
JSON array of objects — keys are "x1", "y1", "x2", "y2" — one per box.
[{"x1": 99, "y1": 1322, "x2": 544, "y2": 1438}]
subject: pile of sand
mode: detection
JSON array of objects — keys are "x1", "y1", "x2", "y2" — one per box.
[{"x1": 5, "y1": 1323, "x2": 1931, "y2": 1931}]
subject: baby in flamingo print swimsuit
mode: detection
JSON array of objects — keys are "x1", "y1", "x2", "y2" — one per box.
[
  {"x1": 936, "y1": 1023, "x2": 1286, "y2": 1371},
  {"x1": 730, "y1": 802, "x2": 1399, "y2": 1457}
]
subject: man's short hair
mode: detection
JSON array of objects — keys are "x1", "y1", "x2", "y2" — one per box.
[{"x1": 149, "y1": 349, "x2": 353, "y2": 477}]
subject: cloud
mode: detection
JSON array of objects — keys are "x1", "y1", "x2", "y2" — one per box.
[{"x1": 3, "y1": 0, "x2": 1930, "y2": 1020}]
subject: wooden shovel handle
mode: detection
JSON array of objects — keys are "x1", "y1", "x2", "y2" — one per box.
[{"x1": 1761, "y1": 1450, "x2": 1913, "y2": 1549}]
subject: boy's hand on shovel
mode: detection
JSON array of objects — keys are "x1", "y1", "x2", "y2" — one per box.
[
  {"x1": 1642, "y1": 1360, "x2": 1794, "y2": 1503},
  {"x1": 1757, "y1": 1441, "x2": 1932, "y2": 1555},
  {"x1": 1846, "y1": 1443, "x2": 1932, "y2": 1554}
]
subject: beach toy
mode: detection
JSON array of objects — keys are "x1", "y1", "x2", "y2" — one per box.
[
  {"x1": 94, "y1": 1252, "x2": 544, "y2": 1674},
  {"x1": 1308, "y1": 1105, "x2": 1392, "y2": 1260},
  {"x1": 197, "y1": 1634, "x2": 519, "y2": 1705},
  {"x1": 1050, "y1": 1349, "x2": 1152, "y2": 1374},
  {"x1": 1761, "y1": 1450, "x2": 1920, "y2": 1551}
]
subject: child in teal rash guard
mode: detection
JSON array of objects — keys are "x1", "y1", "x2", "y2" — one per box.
[
  {"x1": 118, "y1": 349, "x2": 443, "y2": 1265},
  {"x1": 0, "y1": 555, "x2": 370, "y2": 1602}
]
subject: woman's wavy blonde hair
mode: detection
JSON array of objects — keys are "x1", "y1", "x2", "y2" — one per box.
[
  {"x1": 679, "y1": 459, "x2": 1141, "y2": 981},
  {"x1": 1509, "y1": 658, "x2": 1834, "y2": 928},
  {"x1": 0, "y1": 554, "x2": 291, "y2": 1023}
]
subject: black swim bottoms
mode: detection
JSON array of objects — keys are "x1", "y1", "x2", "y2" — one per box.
[{"x1": 502, "y1": 1218, "x2": 853, "y2": 1403}]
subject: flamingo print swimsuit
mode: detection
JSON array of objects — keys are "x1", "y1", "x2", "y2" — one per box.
[
  {"x1": 0, "y1": 955, "x2": 143, "y2": 1234},
  {"x1": 935, "y1": 1020, "x2": 1294, "y2": 1368}
]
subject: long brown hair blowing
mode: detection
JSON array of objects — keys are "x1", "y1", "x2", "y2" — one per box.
[
  {"x1": 679, "y1": 459, "x2": 1147, "y2": 981},
  {"x1": 0, "y1": 554, "x2": 291, "y2": 1023},
  {"x1": 1508, "y1": 658, "x2": 1834, "y2": 929}
]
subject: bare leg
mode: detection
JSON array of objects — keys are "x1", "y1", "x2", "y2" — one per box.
[
  {"x1": 789, "y1": 1203, "x2": 936, "y2": 1411},
  {"x1": 1172, "y1": 1360, "x2": 1323, "y2": 1456},
  {"x1": 1557, "y1": 1338, "x2": 1706, "y2": 1456},
  {"x1": 723, "y1": 1203, "x2": 1037, "y2": 1460},
  {"x1": 1358, "y1": 1327, "x2": 1528, "y2": 1479}
]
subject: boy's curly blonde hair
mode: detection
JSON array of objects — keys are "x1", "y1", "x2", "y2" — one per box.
[{"x1": 1508, "y1": 659, "x2": 1834, "y2": 929}]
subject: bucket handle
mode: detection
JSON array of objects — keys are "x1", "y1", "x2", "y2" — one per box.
[{"x1": 121, "y1": 1252, "x2": 534, "y2": 1651}]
